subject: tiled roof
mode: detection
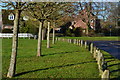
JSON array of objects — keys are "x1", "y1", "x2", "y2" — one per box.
[
  {"x1": 72, "y1": 9, "x2": 96, "y2": 29},
  {"x1": 74, "y1": 20, "x2": 87, "y2": 29}
]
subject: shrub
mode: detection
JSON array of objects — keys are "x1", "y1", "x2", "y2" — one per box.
[{"x1": 2, "y1": 29, "x2": 13, "y2": 33}]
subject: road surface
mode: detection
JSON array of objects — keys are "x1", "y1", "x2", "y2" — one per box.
[{"x1": 88, "y1": 41, "x2": 120, "y2": 60}]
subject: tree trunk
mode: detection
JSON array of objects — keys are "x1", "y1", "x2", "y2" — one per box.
[
  {"x1": 52, "y1": 22, "x2": 55, "y2": 44},
  {"x1": 115, "y1": 18, "x2": 118, "y2": 28},
  {"x1": 7, "y1": 10, "x2": 21, "y2": 78},
  {"x1": 52, "y1": 28, "x2": 55, "y2": 44},
  {"x1": 47, "y1": 22, "x2": 50, "y2": 48},
  {"x1": 86, "y1": 27, "x2": 88, "y2": 36},
  {"x1": 37, "y1": 21, "x2": 43, "y2": 56},
  {"x1": 42, "y1": 28, "x2": 47, "y2": 40}
]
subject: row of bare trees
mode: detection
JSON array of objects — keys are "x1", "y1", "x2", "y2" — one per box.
[
  {"x1": 1, "y1": 1, "x2": 119, "y2": 78},
  {"x1": 1, "y1": 2, "x2": 73, "y2": 78}
]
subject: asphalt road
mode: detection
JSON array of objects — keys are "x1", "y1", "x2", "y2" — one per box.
[{"x1": 88, "y1": 41, "x2": 120, "y2": 60}]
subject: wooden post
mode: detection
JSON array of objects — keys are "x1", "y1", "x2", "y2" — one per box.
[
  {"x1": 68, "y1": 39, "x2": 69, "y2": 43},
  {"x1": 76, "y1": 39, "x2": 78, "y2": 45},
  {"x1": 75, "y1": 39, "x2": 76, "y2": 44},
  {"x1": 74, "y1": 39, "x2": 75, "y2": 44},
  {"x1": 93, "y1": 47, "x2": 97, "y2": 58},
  {"x1": 85, "y1": 41, "x2": 87, "y2": 48},
  {"x1": 90, "y1": 43, "x2": 93, "y2": 53},
  {"x1": 98, "y1": 52, "x2": 104, "y2": 75},
  {"x1": 96, "y1": 48, "x2": 99, "y2": 61},
  {"x1": 101, "y1": 70, "x2": 110, "y2": 80},
  {"x1": 81, "y1": 40, "x2": 83, "y2": 47},
  {"x1": 70, "y1": 39, "x2": 71, "y2": 43},
  {"x1": 97, "y1": 51, "x2": 101, "y2": 64},
  {"x1": 76, "y1": 39, "x2": 77, "y2": 45}
]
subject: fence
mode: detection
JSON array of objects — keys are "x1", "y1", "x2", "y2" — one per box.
[
  {"x1": 56, "y1": 37, "x2": 110, "y2": 80},
  {"x1": 0, "y1": 33, "x2": 34, "y2": 38}
]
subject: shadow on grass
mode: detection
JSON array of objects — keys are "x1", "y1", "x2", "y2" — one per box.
[
  {"x1": 110, "y1": 69, "x2": 120, "y2": 73},
  {"x1": 41, "y1": 51, "x2": 80, "y2": 57},
  {"x1": 15, "y1": 61, "x2": 96, "y2": 77},
  {"x1": 106, "y1": 60, "x2": 115, "y2": 63},
  {"x1": 104, "y1": 56, "x2": 115, "y2": 60},
  {"x1": 107, "y1": 63, "x2": 120, "y2": 67},
  {"x1": 103, "y1": 53, "x2": 120, "y2": 79}
]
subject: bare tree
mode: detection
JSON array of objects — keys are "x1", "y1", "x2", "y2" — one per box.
[
  {"x1": 45, "y1": 2, "x2": 71, "y2": 48},
  {"x1": 1, "y1": 1, "x2": 32, "y2": 78},
  {"x1": 26, "y1": 2, "x2": 66, "y2": 55},
  {"x1": 108, "y1": 2, "x2": 119, "y2": 28}
]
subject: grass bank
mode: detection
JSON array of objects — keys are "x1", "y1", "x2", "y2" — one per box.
[
  {"x1": 2, "y1": 39, "x2": 99, "y2": 78},
  {"x1": 101, "y1": 51, "x2": 120, "y2": 79},
  {"x1": 61, "y1": 37, "x2": 119, "y2": 41},
  {"x1": 58, "y1": 37, "x2": 120, "y2": 79}
]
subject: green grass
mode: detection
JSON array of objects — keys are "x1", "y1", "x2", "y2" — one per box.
[
  {"x1": 61, "y1": 37, "x2": 119, "y2": 41},
  {"x1": 2, "y1": 39, "x2": 99, "y2": 78},
  {"x1": 101, "y1": 50, "x2": 120, "y2": 79},
  {"x1": 59, "y1": 37, "x2": 120, "y2": 79}
]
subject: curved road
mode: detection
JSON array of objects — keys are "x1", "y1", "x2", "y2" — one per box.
[{"x1": 88, "y1": 41, "x2": 120, "y2": 60}]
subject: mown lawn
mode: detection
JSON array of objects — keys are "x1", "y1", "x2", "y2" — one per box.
[
  {"x1": 59, "y1": 37, "x2": 120, "y2": 79},
  {"x1": 2, "y1": 39, "x2": 99, "y2": 78},
  {"x1": 101, "y1": 51, "x2": 120, "y2": 79},
  {"x1": 61, "y1": 37, "x2": 119, "y2": 41}
]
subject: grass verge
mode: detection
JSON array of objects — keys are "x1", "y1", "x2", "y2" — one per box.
[
  {"x1": 2, "y1": 39, "x2": 99, "y2": 78},
  {"x1": 60, "y1": 37, "x2": 119, "y2": 41},
  {"x1": 101, "y1": 50, "x2": 120, "y2": 79},
  {"x1": 58, "y1": 37, "x2": 120, "y2": 79}
]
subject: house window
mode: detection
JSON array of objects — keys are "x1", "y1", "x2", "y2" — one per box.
[
  {"x1": 10, "y1": 16, "x2": 14, "y2": 20},
  {"x1": 8, "y1": 13, "x2": 14, "y2": 20}
]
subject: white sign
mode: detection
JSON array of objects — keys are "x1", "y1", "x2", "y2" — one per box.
[{"x1": 8, "y1": 13, "x2": 14, "y2": 20}]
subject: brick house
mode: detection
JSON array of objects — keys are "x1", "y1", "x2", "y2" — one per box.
[
  {"x1": 2, "y1": 9, "x2": 14, "y2": 31},
  {"x1": 69, "y1": 9, "x2": 97, "y2": 34}
]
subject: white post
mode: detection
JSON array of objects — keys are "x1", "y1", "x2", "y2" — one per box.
[
  {"x1": 101, "y1": 70, "x2": 110, "y2": 80},
  {"x1": 90, "y1": 43, "x2": 93, "y2": 53},
  {"x1": 93, "y1": 47, "x2": 97, "y2": 58},
  {"x1": 81, "y1": 40, "x2": 83, "y2": 47}
]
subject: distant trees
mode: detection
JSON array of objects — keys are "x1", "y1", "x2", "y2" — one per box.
[
  {"x1": 108, "y1": 2, "x2": 120, "y2": 28},
  {"x1": 73, "y1": 2, "x2": 119, "y2": 36}
]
